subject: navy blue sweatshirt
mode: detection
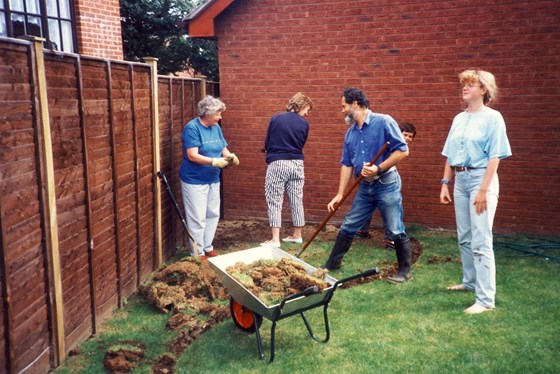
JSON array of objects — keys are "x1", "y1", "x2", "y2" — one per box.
[{"x1": 264, "y1": 111, "x2": 309, "y2": 164}]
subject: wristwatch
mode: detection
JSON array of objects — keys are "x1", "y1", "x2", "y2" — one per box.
[
  {"x1": 440, "y1": 179, "x2": 450, "y2": 185},
  {"x1": 377, "y1": 166, "x2": 384, "y2": 175}
]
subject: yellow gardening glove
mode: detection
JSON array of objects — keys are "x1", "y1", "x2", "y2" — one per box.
[
  {"x1": 212, "y1": 157, "x2": 230, "y2": 169},
  {"x1": 228, "y1": 153, "x2": 240, "y2": 166}
]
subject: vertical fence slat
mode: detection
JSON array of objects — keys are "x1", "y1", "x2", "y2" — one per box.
[
  {"x1": 168, "y1": 78, "x2": 176, "y2": 255},
  {"x1": 0, "y1": 197, "x2": 13, "y2": 373},
  {"x1": 129, "y1": 65, "x2": 143, "y2": 286},
  {"x1": 106, "y1": 61, "x2": 123, "y2": 307},
  {"x1": 76, "y1": 55, "x2": 97, "y2": 334}
]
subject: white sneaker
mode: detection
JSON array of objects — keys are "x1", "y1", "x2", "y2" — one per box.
[
  {"x1": 260, "y1": 240, "x2": 281, "y2": 248},
  {"x1": 282, "y1": 237, "x2": 303, "y2": 244}
]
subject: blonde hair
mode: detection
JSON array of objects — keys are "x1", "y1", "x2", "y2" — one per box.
[
  {"x1": 286, "y1": 92, "x2": 314, "y2": 112},
  {"x1": 459, "y1": 69, "x2": 498, "y2": 105}
]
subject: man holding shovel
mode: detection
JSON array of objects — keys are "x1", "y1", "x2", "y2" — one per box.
[{"x1": 321, "y1": 87, "x2": 413, "y2": 284}]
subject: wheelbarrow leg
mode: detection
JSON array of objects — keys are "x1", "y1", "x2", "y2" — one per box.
[
  {"x1": 269, "y1": 321, "x2": 278, "y2": 363},
  {"x1": 253, "y1": 311, "x2": 265, "y2": 360},
  {"x1": 253, "y1": 315, "x2": 278, "y2": 363},
  {"x1": 300, "y1": 304, "x2": 331, "y2": 343}
]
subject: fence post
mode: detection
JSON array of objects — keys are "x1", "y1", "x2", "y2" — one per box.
[
  {"x1": 201, "y1": 77, "x2": 207, "y2": 100},
  {"x1": 145, "y1": 57, "x2": 163, "y2": 268},
  {"x1": 28, "y1": 36, "x2": 66, "y2": 366}
]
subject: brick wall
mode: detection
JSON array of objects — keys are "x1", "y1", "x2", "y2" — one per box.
[
  {"x1": 213, "y1": 0, "x2": 560, "y2": 235},
  {"x1": 74, "y1": 0, "x2": 123, "y2": 60}
]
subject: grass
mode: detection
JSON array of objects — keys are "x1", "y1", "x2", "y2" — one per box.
[{"x1": 56, "y1": 227, "x2": 560, "y2": 374}]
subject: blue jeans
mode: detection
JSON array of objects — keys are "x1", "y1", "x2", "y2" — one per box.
[
  {"x1": 339, "y1": 170, "x2": 407, "y2": 241},
  {"x1": 181, "y1": 181, "x2": 221, "y2": 256},
  {"x1": 454, "y1": 169, "x2": 499, "y2": 308}
]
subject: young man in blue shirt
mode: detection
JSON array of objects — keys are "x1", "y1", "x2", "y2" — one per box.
[{"x1": 322, "y1": 87, "x2": 413, "y2": 284}]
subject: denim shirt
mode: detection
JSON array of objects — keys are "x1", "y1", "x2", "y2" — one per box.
[{"x1": 341, "y1": 110, "x2": 408, "y2": 178}]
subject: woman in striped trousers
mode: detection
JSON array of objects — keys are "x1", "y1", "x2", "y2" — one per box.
[{"x1": 260, "y1": 93, "x2": 314, "y2": 248}]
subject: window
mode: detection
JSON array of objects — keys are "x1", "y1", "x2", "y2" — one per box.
[
  {"x1": 0, "y1": 2, "x2": 6, "y2": 37},
  {"x1": 2, "y1": 0, "x2": 76, "y2": 53}
]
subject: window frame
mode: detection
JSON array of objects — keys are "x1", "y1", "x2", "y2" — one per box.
[{"x1": 1, "y1": 0, "x2": 78, "y2": 53}]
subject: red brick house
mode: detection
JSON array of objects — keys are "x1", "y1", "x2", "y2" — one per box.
[
  {"x1": 0, "y1": 0, "x2": 122, "y2": 59},
  {"x1": 185, "y1": 0, "x2": 560, "y2": 235}
]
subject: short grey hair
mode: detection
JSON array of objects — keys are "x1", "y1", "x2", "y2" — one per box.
[{"x1": 197, "y1": 95, "x2": 226, "y2": 117}]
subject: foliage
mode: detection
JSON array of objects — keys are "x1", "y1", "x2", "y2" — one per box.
[{"x1": 121, "y1": 0, "x2": 219, "y2": 80}]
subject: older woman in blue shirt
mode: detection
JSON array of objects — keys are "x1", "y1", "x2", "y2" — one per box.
[
  {"x1": 440, "y1": 69, "x2": 512, "y2": 314},
  {"x1": 180, "y1": 96, "x2": 239, "y2": 258}
]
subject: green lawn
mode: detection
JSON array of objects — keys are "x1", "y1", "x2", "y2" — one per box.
[{"x1": 56, "y1": 228, "x2": 560, "y2": 373}]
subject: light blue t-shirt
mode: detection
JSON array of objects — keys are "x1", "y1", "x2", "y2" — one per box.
[
  {"x1": 179, "y1": 117, "x2": 228, "y2": 184},
  {"x1": 442, "y1": 107, "x2": 512, "y2": 167}
]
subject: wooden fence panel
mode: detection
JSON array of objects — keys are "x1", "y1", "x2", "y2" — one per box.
[
  {"x1": 80, "y1": 58, "x2": 120, "y2": 330},
  {"x1": 44, "y1": 52, "x2": 93, "y2": 353},
  {"x1": 81, "y1": 58, "x2": 119, "y2": 329},
  {"x1": 0, "y1": 39, "x2": 52, "y2": 373},
  {"x1": 0, "y1": 37, "x2": 208, "y2": 373},
  {"x1": 110, "y1": 62, "x2": 139, "y2": 298}
]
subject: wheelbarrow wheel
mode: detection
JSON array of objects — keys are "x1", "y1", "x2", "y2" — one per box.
[{"x1": 230, "y1": 297, "x2": 263, "y2": 332}]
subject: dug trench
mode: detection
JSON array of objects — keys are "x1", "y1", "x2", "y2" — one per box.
[{"x1": 100, "y1": 219, "x2": 423, "y2": 373}]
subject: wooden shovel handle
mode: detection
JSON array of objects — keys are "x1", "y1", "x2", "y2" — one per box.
[{"x1": 296, "y1": 142, "x2": 390, "y2": 258}]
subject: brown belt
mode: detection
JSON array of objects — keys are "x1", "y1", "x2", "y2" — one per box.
[{"x1": 453, "y1": 166, "x2": 477, "y2": 172}]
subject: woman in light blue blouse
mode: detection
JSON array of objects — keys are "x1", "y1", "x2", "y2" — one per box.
[{"x1": 440, "y1": 69, "x2": 512, "y2": 314}]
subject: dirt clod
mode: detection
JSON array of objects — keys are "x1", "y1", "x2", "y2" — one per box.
[
  {"x1": 103, "y1": 340, "x2": 145, "y2": 373},
  {"x1": 151, "y1": 354, "x2": 176, "y2": 374}
]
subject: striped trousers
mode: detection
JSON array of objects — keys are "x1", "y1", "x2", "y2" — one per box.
[{"x1": 264, "y1": 159, "x2": 305, "y2": 228}]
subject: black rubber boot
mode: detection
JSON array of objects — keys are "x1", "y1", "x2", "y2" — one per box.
[
  {"x1": 321, "y1": 234, "x2": 353, "y2": 270},
  {"x1": 387, "y1": 237, "x2": 413, "y2": 284}
]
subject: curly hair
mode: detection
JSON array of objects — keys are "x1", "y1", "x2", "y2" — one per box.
[
  {"x1": 342, "y1": 87, "x2": 370, "y2": 108},
  {"x1": 459, "y1": 69, "x2": 498, "y2": 105},
  {"x1": 197, "y1": 95, "x2": 226, "y2": 117}
]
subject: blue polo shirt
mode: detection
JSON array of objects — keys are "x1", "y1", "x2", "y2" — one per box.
[
  {"x1": 341, "y1": 110, "x2": 408, "y2": 178},
  {"x1": 179, "y1": 117, "x2": 228, "y2": 184}
]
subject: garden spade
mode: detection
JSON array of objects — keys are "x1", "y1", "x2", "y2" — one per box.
[{"x1": 157, "y1": 171, "x2": 199, "y2": 256}]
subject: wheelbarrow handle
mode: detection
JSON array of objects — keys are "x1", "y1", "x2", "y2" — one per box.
[
  {"x1": 275, "y1": 286, "x2": 320, "y2": 317},
  {"x1": 334, "y1": 267, "x2": 379, "y2": 287},
  {"x1": 281, "y1": 286, "x2": 319, "y2": 305}
]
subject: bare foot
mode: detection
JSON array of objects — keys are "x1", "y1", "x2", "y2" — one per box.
[
  {"x1": 259, "y1": 240, "x2": 280, "y2": 248},
  {"x1": 447, "y1": 284, "x2": 466, "y2": 291},
  {"x1": 464, "y1": 303, "x2": 494, "y2": 314}
]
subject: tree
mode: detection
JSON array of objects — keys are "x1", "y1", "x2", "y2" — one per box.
[{"x1": 121, "y1": 0, "x2": 219, "y2": 81}]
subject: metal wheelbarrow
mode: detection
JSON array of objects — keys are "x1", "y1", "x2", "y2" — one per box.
[{"x1": 208, "y1": 246, "x2": 379, "y2": 363}]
